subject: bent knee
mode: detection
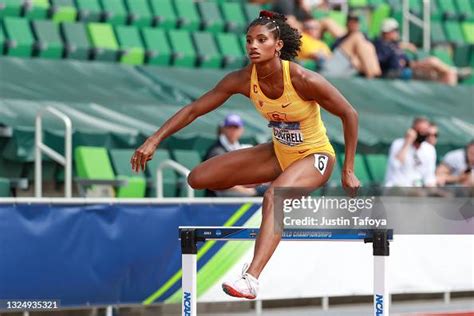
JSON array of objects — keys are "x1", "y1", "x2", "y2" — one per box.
[{"x1": 187, "y1": 168, "x2": 206, "y2": 190}]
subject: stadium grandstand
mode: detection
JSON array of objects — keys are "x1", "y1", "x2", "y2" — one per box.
[{"x1": 0, "y1": 0, "x2": 472, "y2": 315}]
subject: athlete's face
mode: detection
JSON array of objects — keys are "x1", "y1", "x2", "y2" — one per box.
[{"x1": 246, "y1": 25, "x2": 283, "y2": 63}]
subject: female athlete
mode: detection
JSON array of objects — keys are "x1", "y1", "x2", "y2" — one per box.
[{"x1": 131, "y1": 11, "x2": 360, "y2": 299}]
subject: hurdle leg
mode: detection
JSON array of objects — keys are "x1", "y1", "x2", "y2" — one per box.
[
  {"x1": 372, "y1": 231, "x2": 390, "y2": 316},
  {"x1": 181, "y1": 229, "x2": 198, "y2": 316}
]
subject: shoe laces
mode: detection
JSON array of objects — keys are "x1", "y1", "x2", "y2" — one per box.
[{"x1": 241, "y1": 263, "x2": 256, "y2": 294}]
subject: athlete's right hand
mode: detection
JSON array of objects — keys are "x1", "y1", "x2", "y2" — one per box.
[{"x1": 131, "y1": 138, "x2": 158, "y2": 173}]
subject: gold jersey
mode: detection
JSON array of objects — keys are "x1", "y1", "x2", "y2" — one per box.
[{"x1": 249, "y1": 60, "x2": 335, "y2": 170}]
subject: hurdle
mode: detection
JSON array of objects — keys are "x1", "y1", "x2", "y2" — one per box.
[{"x1": 179, "y1": 227, "x2": 392, "y2": 316}]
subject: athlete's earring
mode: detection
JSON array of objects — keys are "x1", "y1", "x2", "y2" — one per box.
[{"x1": 275, "y1": 50, "x2": 281, "y2": 58}]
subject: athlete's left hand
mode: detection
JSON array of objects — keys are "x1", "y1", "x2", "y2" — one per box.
[{"x1": 341, "y1": 170, "x2": 360, "y2": 197}]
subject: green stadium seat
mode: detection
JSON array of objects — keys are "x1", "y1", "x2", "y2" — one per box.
[
  {"x1": 436, "y1": 0, "x2": 458, "y2": 20},
  {"x1": 354, "y1": 154, "x2": 372, "y2": 185},
  {"x1": 109, "y1": 148, "x2": 135, "y2": 177},
  {"x1": 409, "y1": 0, "x2": 422, "y2": 17},
  {"x1": 368, "y1": 3, "x2": 391, "y2": 39},
  {"x1": 0, "y1": 18, "x2": 7, "y2": 55},
  {"x1": 470, "y1": 46, "x2": 474, "y2": 66},
  {"x1": 431, "y1": 20, "x2": 447, "y2": 44},
  {"x1": 243, "y1": 3, "x2": 260, "y2": 22},
  {"x1": 215, "y1": 32, "x2": 245, "y2": 68},
  {"x1": 221, "y1": 2, "x2": 246, "y2": 33},
  {"x1": 461, "y1": 22, "x2": 474, "y2": 44},
  {"x1": 431, "y1": 47, "x2": 454, "y2": 66},
  {"x1": 337, "y1": 153, "x2": 371, "y2": 185},
  {"x1": 168, "y1": 29, "x2": 196, "y2": 67},
  {"x1": 99, "y1": 0, "x2": 127, "y2": 25},
  {"x1": 0, "y1": 177, "x2": 11, "y2": 197},
  {"x1": 365, "y1": 154, "x2": 387, "y2": 184},
  {"x1": 429, "y1": 0, "x2": 442, "y2": 21},
  {"x1": 299, "y1": 59, "x2": 317, "y2": 71},
  {"x1": 61, "y1": 22, "x2": 91, "y2": 60},
  {"x1": 149, "y1": 0, "x2": 176, "y2": 29},
  {"x1": 444, "y1": 21, "x2": 466, "y2": 44},
  {"x1": 312, "y1": 9, "x2": 328, "y2": 20},
  {"x1": 75, "y1": 147, "x2": 114, "y2": 180},
  {"x1": 357, "y1": 11, "x2": 369, "y2": 34},
  {"x1": 124, "y1": 0, "x2": 152, "y2": 27},
  {"x1": 328, "y1": 10, "x2": 346, "y2": 27},
  {"x1": 0, "y1": 156, "x2": 24, "y2": 179},
  {"x1": 147, "y1": 149, "x2": 178, "y2": 197},
  {"x1": 453, "y1": 44, "x2": 471, "y2": 67},
  {"x1": 349, "y1": 0, "x2": 368, "y2": 8},
  {"x1": 76, "y1": 0, "x2": 102, "y2": 22},
  {"x1": 32, "y1": 20, "x2": 63, "y2": 59},
  {"x1": 171, "y1": 149, "x2": 204, "y2": 197},
  {"x1": 174, "y1": 0, "x2": 200, "y2": 31},
  {"x1": 24, "y1": 0, "x2": 49, "y2": 20},
  {"x1": 367, "y1": 0, "x2": 385, "y2": 7},
  {"x1": 50, "y1": 0, "x2": 77, "y2": 23},
  {"x1": 3, "y1": 17, "x2": 34, "y2": 57},
  {"x1": 109, "y1": 149, "x2": 146, "y2": 198},
  {"x1": 141, "y1": 27, "x2": 171, "y2": 65},
  {"x1": 0, "y1": 21, "x2": 5, "y2": 52},
  {"x1": 115, "y1": 25, "x2": 145, "y2": 65},
  {"x1": 75, "y1": 146, "x2": 114, "y2": 197},
  {"x1": 387, "y1": 0, "x2": 402, "y2": 12},
  {"x1": 87, "y1": 22, "x2": 118, "y2": 61},
  {"x1": 0, "y1": 0, "x2": 23, "y2": 18},
  {"x1": 240, "y1": 34, "x2": 249, "y2": 66},
  {"x1": 75, "y1": 146, "x2": 142, "y2": 198},
  {"x1": 322, "y1": 10, "x2": 346, "y2": 45},
  {"x1": 197, "y1": 1, "x2": 224, "y2": 33},
  {"x1": 192, "y1": 31, "x2": 221, "y2": 68},
  {"x1": 326, "y1": 153, "x2": 342, "y2": 187},
  {"x1": 455, "y1": 0, "x2": 473, "y2": 21}
]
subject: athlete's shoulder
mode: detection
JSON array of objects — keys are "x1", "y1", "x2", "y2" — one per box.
[
  {"x1": 288, "y1": 61, "x2": 319, "y2": 79},
  {"x1": 287, "y1": 60, "x2": 325, "y2": 99},
  {"x1": 217, "y1": 66, "x2": 252, "y2": 96}
]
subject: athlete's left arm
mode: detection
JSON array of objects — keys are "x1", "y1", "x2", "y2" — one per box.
[{"x1": 292, "y1": 65, "x2": 360, "y2": 196}]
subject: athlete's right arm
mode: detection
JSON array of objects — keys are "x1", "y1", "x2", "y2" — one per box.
[{"x1": 131, "y1": 70, "x2": 247, "y2": 172}]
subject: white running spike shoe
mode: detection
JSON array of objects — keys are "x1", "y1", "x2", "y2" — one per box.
[{"x1": 222, "y1": 263, "x2": 259, "y2": 299}]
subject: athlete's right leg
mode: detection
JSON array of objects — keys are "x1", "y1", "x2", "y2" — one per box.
[{"x1": 187, "y1": 143, "x2": 282, "y2": 191}]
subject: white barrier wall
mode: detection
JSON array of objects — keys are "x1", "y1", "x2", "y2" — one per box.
[{"x1": 201, "y1": 209, "x2": 474, "y2": 302}]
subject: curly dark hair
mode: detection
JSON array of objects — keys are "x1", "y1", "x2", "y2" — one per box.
[{"x1": 246, "y1": 10, "x2": 302, "y2": 61}]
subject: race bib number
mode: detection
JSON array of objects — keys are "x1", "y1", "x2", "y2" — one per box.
[
  {"x1": 268, "y1": 121, "x2": 304, "y2": 147},
  {"x1": 314, "y1": 154, "x2": 329, "y2": 175}
]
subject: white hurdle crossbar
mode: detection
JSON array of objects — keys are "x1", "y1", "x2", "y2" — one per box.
[{"x1": 179, "y1": 227, "x2": 392, "y2": 316}]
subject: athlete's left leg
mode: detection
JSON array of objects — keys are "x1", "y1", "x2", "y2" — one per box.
[
  {"x1": 222, "y1": 153, "x2": 335, "y2": 299},
  {"x1": 246, "y1": 153, "x2": 336, "y2": 279}
]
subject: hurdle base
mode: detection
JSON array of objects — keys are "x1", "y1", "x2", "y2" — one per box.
[{"x1": 180, "y1": 227, "x2": 391, "y2": 316}]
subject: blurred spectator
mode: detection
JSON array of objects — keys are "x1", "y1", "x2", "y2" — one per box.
[
  {"x1": 204, "y1": 114, "x2": 263, "y2": 197},
  {"x1": 298, "y1": 18, "x2": 333, "y2": 62},
  {"x1": 373, "y1": 18, "x2": 470, "y2": 85},
  {"x1": 272, "y1": 0, "x2": 313, "y2": 29},
  {"x1": 436, "y1": 141, "x2": 474, "y2": 187},
  {"x1": 272, "y1": 0, "x2": 345, "y2": 38},
  {"x1": 320, "y1": 12, "x2": 381, "y2": 78},
  {"x1": 385, "y1": 117, "x2": 437, "y2": 187},
  {"x1": 426, "y1": 122, "x2": 438, "y2": 147}
]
